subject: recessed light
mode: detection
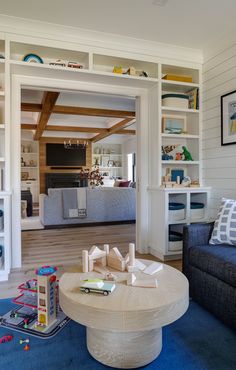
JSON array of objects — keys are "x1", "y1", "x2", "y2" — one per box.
[{"x1": 152, "y1": 0, "x2": 168, "y2": 6}]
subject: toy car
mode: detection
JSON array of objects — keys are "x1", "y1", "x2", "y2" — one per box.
[
  {"x1": 67, "y1": 61, "x2": 83, "y2": 69},
  {"x1": 49, "y1": 59, "x2": 66, "y2": 67},
  {"x1": 0, "y1": 335, "x2": 13, "y2": 344},
  {"x1": 80, "y1": 278, "x2": 116, "y2": 296}
]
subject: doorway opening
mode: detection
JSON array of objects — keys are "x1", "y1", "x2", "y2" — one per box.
[{"x1": 20, "y1": 86, "x2": 137, "y2": 268}]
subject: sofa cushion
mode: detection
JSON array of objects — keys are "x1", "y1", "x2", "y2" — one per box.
[
  {"x1": 119, "y1": 180, "x2": 131, "y2": 187},
  {"x1": 188, "y1": 244, "x2": 236, "y2": 288},
  {"x1": 209, "y1": 198, "x2": 236, "y2": 245}
]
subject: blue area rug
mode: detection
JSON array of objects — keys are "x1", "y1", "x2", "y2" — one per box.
[{"x1": 0, "y1": 299, "x2": 236, "y2": 370}]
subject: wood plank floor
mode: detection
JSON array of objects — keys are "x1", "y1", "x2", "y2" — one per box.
[{"x1": 0, "y1": 224, "x2": 182, "y2": 298}]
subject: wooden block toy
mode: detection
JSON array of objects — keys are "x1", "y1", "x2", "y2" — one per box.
[
  {"x1": 127, "y1": 273, "x2": 158, "y2": 288},
  {"x1": 113, "y1": 66, "x2": 123, "y2": 74},
  {"x1": 143, "y1": 262, "x2": 163, "y2": 275},
  {"x1": 82, "y1": 250, "x2": 89, "y2": 273},
  {"x1": 107, "y1": 247, "x2": 126, "y2": 272},
  {"x1": 93, "y1": 263, "x2": 109, "y2": 275},
  {"x1": 135, "y1": 259, "x2": 147, "y2": 271},
  {"x1": 129, "y1": 243, "x2": 135, "y2": 267}
]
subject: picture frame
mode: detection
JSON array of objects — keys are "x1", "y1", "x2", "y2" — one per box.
[
  {"x1": 162, "y1": 114, "x2": 187, "y2": 135},
  {"x1": 221, "y1": 90, "x2": 236, "y2": 145},
  {"x1": 21, "y1": 172, "x2": 29, "y2": 181}
]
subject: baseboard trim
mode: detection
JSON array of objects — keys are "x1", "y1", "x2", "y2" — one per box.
[{"x1": 44, "y1": 220, "x2": 136, "y2": 229}]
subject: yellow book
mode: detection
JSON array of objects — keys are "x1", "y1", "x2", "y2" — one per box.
[{"x1": 162, "y1": 74, "x2": 193, "y2": 83}]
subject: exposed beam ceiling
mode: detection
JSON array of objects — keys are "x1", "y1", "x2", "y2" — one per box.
[
  {"x1": 34, "y1": 91, "x2": 60, "y2": 140},
  {"x1": 21, "y1": 103, "x2": 135, "y2": 119},
  {"x1": 91, "y1": 118, "x2": 135, "y2": 143},
  {"x1": 21, "y1": 124, "x2": 135, "y2": 136}
]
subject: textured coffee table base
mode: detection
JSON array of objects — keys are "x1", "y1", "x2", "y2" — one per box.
[{"x1": 87, "y1": 327, "x2": 162, "y2": 369}]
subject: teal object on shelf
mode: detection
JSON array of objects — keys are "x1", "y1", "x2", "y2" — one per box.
[
  {"x1": 169, "y1": 231, "x2": 183, "y2": 242},
  {"x1": 162, "y1": 93, "x2": 189, "y2": 100},
  {"x1": 190, "y1": 202, "x2": 204, "y2": 209},
  {"x1": 169, "y1": 202, "x2": 185, "y2": 211}
]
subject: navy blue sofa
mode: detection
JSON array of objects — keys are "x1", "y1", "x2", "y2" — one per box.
[{"x1": 183, "y1": 222, "x2": 236, "y2": 330}]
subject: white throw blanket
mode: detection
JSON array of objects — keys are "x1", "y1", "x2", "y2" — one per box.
[{"x1": 62, "y1": 188, "x2": 87, "y2": 219}]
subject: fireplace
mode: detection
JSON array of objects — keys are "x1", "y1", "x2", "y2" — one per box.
[{"x1": 45, "y1": 173, "x2": 88, "y2": 193}]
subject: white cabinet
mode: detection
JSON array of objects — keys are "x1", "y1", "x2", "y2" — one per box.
[
  {"x1": 148, "y1": 187, "x2": 211, "y2": 261},
  {"x1": 0, "y1": 193, "x2": 11, "y2": 281}
]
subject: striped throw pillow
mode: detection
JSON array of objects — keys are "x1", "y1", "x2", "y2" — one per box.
[{"x1": 210, "y1": 198, "x2": 236, "y2": 245}]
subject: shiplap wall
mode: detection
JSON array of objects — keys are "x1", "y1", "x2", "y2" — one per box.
[{"x1": 203, "y1": 43, "x2": 236, "y2": 218}]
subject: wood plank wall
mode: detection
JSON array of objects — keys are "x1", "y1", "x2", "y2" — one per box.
[
  {"x1": 39, "y1": 138, "x2": 92, "y2": 193},
  {"x1": 203, "y1": 43, "x2": 236, "y2": 218}
]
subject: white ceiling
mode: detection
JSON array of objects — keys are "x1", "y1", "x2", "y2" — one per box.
[
  {"x1": 0, "y1": 0, "x2": 235, "y2": 49},
  {"x1": 21, "y1": 89, "x2": 136, "y2": 143}
]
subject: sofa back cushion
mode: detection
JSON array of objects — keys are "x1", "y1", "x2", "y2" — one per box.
[
  {"x1": 210, "y1": 198, "x2": 236, "y2": 245},
  {"x1": 119, "y1": 180, "x2": 131, "y2": 187}
]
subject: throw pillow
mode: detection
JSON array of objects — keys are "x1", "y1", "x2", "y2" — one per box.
[
  {"x1": 209, "y1": 198, "x2": 236, "y2": 245},
  {"x1": 114, "y1": 180, "x2": 123, "y2": 187},
  {"x1": 119, "y1": 180, "x2": 131, "y2": 187}
]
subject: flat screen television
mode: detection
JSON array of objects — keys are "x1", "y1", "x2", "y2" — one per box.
[{"x1": 46, "y1": 144, "x2": 86, "y2": 166}]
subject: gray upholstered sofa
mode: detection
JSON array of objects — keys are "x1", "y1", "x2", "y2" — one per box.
[
  {"x1": 183, "y1": 222, "x2": 236, "y2": 330},
  {"x1": 39, "y1": 187, "x2": 136, "y2": 227}
]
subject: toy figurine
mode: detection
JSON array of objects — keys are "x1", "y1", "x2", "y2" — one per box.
[
  {"x1": 182, "y1": 146, "x2": 193, "y2": 161},
  {"x1": 0, "y1": 335, "x2": 13, "y2": 344},
  {"x1": 175, "y1": 152, "x2": 182, "y2": 161}
]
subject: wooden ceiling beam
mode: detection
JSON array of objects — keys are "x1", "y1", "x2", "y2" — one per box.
[
  {"x1": 45, "y1": 125, "x2": 108, "y2": 133},
  {"x1": 21, "y1": 125, "x2": 136, "y2": 135},
  {"x1": 91, "y1": 118, "x2": 135, "y2": 143},
  {"x1": 21, "y1": 124, "x2": 37, "y2": 130},
  {"x1": 21, "y1": 103, "x2": 135, "y2": 119},
  {"x1": 34, "y1": 92, "x2": 60, "y2": 141}
]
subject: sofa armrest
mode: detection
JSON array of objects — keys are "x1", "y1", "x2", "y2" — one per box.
[{"x1": 182, "y1": 222, "x2": 214, "y2": 276}]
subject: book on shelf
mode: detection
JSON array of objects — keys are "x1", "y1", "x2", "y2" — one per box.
[{"x1": 186, "y1": 88, "x2": 199, "y2": 110}]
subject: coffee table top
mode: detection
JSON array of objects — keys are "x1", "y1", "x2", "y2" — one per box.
[{"x1": 59, "y1": 260, "x2": 189, "y2": 332}]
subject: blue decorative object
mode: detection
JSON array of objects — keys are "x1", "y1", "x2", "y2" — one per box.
[
  {"x1": 35, "y1": 265, "x2": 57, "y2": 276},
  {"x1": 169, "y1": 202, "x2": 185, "y2": 211},
  {"x1": 171, "y1": 169, "x2": 184, "y2": 182},
  {"x1": 23, "y1": 54, "x2": 43, "y2": 63}
]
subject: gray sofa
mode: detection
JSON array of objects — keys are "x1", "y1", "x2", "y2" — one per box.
[
  {"x1": 39, "y1": 187, "x2": 136, "y2": 227},
  {"x1": 183, "y1": 222, "x2": 236, "y2": 330}
]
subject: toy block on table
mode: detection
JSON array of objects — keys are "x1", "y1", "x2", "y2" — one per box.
[
  {"x1": 127, "y1": 273, "x2": 158, "y2": 288},
  {"x1": 143, "y1": 262, "x2": 163, "y2": 275},
  {"x1": 135, "y1": 259, "x2": 147, "y2": 271},
  {"x1": 107, "y1": 247, "x2": 126, "y2": 272},
  {"x1": 93, "y1": 263, "x2": 110, "y2": 275}
]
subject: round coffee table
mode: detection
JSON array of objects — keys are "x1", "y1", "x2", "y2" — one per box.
[{"x1": 59, "y1": 260, "x2": 189, "y2": 369}]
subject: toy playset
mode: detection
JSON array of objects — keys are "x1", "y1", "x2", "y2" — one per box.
[
  {"x1": 81, "y1": 243, "x2": 163, "y2": 291},
  {"x1": 0, "y1": 266, "x2": 70, "y2": 339}
]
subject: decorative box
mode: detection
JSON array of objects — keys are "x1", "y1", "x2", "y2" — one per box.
[
  {"x1": 169, "y1": 202, "x2": 185, "y2": 222},
  {"x1": 162, "y1": 93, "x2": 189, "y2": 109},
  {"x1": 190, "y1": 202, "x2": 205, "y2": 220},
  {"x1": 169, "y1": 231, "x2": 183, "y2": 251}
]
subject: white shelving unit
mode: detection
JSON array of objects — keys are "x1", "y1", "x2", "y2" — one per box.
[
  {"x1": 21, "y1": 137, "x2": 39, "y2": 203},
  {"x1": 0, "y1": 27, "x2": 205, "y2": 278},
  {"x1": 148, "y1": 187, "x2": 211, "y2": 261},
  {"x1": 0, "y1": 36, "x2": 11, "y2": 281},
  {"x1": 160, "y1": 63, "x2": 200, "y2": 185},
  {"x1": 92, "y1": 143, "x2": 123, "y2": 183}
]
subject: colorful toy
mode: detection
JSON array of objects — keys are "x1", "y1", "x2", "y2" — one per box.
[
  {"x1": 182, "y1": 146, "x2": 193, "y2": 161},
  {"x1": 23, "y1": 344, "x2": 30, "y2": 351},
  {"x1": 0, "y1": 335, "x2": 13, "y2": 343},
  {"x1": 80, "y1": 279, "x2": 116, "y2": 296},
  {"x1": 35, "y1": 266, "x2": 58, "y2": 328},
  {"x1": 23, "y1": 54, "x2": 43, "y2": 64},
  {"x1": 113, "y1": 66, "x2": 123, "y2": 74},
  {"x1": 0, "y1": 265, "x2": 70, "y2": 339},
  {"x1": 67, "y1": 61, "x2": 83, "y2": 69},
  {"x1": 49, "y1": 59, "x2": 66, "y2": 67},
  {"x1": 19, "y1": 338, "x2": 30, "y2": 344}
]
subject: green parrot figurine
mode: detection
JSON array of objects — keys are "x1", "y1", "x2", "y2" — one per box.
[{"x1": 182, "y1": 146, "x2": 193, "y2": 161}]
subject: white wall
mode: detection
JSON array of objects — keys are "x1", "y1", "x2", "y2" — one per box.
[
  {"x1": 203, "y1": 42, "x2": 236, "y2": 218},
  {"x1": 122, "y1": 137, "x2": 136, "y2": 180}
]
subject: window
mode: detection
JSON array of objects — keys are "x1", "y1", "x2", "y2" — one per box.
[{"x1": 39, "y1": 298, "x2": 46, "y2": 307}]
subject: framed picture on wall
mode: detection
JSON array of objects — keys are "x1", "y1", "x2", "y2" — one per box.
[{"x1": 221, "y1": 90, "x2": 236, "y2": 145}]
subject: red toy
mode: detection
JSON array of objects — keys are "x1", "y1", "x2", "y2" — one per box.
[{"x1": 0, "y1": 335, "x2": 13, "y2": 343}]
